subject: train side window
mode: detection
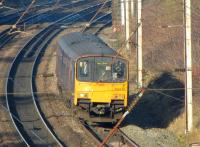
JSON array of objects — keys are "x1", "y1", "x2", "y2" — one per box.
[{"x1": 79, "y1": 61, "x2": 89, "y2": 76}]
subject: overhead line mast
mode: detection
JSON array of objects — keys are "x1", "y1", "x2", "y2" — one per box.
[
  {"x1": 184, "y1": 0, "x2": 193, "y2": 132},
  {"x1": 125, "y1": 0, "x2": 130, "y2": 51},
  {"x1": 120, "y1": 0, "x2": 125, "y2": 26},
  {"x1": 137, "y1": 0, "x2": 143, "y2": 88}
]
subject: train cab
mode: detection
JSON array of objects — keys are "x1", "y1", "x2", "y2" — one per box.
[{"x1": 56, "y1": 32, "x2": 128, "y2": 122}]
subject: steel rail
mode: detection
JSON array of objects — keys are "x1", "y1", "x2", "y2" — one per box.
[
  {"x1": 5, "y1": 20, "x2": 62, "y2": 147},
  {"x1": 77, "y1": 10, "x2": 140, "y2": 147},
  {"x1": 0, "y1": 0, "x2": 93, "y2": 25},
  {"x1": 5, "y1": 1, "x2": 111, "y2": 146},
  {"x1": 14, "y1": 0, "x2": 94, "y2": 27},
  {"x1": 0, "y1": 1, "x2": 71, "y2": 49},
  {"x1": 92, "y1": 13, "x2": 112, "y2": 35},
  {"x1": 30, "y1": 3, "x2": 108, "y2": 146},
  {"x1": 0, "y1": 8, "x2": 24, "y2": 21},
  {"x1": 29, "y1": 26, "x2": 64, "y2": 147},
  {"x1": 80, "y1": 121, "x2": 104, "y2": 146},
  {"x1": 94, "y1": 20, "x2": 112, "y2": 35},
  {"x1": 0, "y1": 0, "x2": 56, "y2": 15},
  {"x1": 0, "y1": 0, "x2": 110, "y2": 60},
  {"x1": 29, "y1": 1, "x2": 112, "y2": 145},
  {"x1": 0, "y1": 0, "x2": 91, "y2": 49},
  {"x1": 80, "y1": 121, "x2": 139, "y2": 147},
  {"x1": 83, "y1": 12, "x2": 112, "y2": 34},
  {"x1": 0, "y1": 28, "x2": 16, "y2": 49},
  {"x1": 19, "y1": 0, "x2": 97, "y2": 27},
  {"x1": 0, "y1": 0, "x2": 62, "y2": 23}
]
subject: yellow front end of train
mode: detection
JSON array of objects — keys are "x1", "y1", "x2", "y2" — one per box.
[
  {"x1": 74, "y1": 81, "x2": 128, "y2": 106},
  {"x1": 73, "y1": 56, "x2": 128, "y2": 118}
]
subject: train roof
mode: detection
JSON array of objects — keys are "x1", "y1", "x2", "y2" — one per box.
[{"x1": 58, "y1": 32, "x2": 117, "y2": 59}]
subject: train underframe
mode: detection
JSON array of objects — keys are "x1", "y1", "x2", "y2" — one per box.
[{"x1": 74, "y1": 99, "x2": 125, "y2": 123}]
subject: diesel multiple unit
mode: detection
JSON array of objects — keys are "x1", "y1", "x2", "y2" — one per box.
[{"x1": 56, "y1": 32, "x2": 128, "y2": 122}]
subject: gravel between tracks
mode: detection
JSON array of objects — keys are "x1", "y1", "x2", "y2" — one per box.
[
  {"x1": 35, "y1": 24, "x2": 98, "y2": 147},
  {"x1": 35, "y1": 25, "x2": 183, "y2": 147},
  {"x1": 30, "y1": 16, "x2": 180, "y2": 147},
  {"x1": 0, "y1": 25, "x2": 41, "y2": 146}
]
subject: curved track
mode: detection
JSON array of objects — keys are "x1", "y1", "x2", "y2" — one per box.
[
  {"x1": 0, "y1": 1, "x2": 62, "y2": 24},
  {"x1": 0, "y1": 0, "x2": 92, "y2": 49},
  {"x1": 0, "y1": 28, "x2": 16, "y2": 49},
  {"x1": 5, "y1": 1, "x2": 111, "y2": 146}
]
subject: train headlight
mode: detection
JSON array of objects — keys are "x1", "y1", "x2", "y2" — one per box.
[{"x1": 79, "y1": 93, "x2": 88, "y2": 98}]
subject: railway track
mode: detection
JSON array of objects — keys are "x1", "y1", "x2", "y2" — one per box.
[
  {"x1": 0, "y1": 0, "x2": 62, "y2": 24},
  {"x1": 0, "y1": 7, "x2": 23, "y2": 23},
  {"x1": 80, "y1": 120, "x2": 139, "y2": 147},
  {"x1": 0, "y1": 0, "x2": 89, "y2": 49},
  {"x1": 5, "y1": 1, "x2": 111, "y2": 146},
  {"x1": 83, "y1": 12, "x2": 112, "y2": 35},
  {"x1": 0, "y1": 28, "x2": 16, "y2": 49},
  {"x1": 75, "y1": 13, "x2": 139, "y2": 147}
]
